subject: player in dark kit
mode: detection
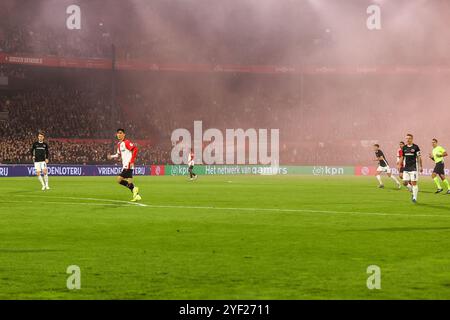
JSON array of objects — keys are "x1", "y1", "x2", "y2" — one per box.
[
  {"x1": 31, "y1": 132, "x2": 50, "y2": 190},
  {"x1": 397, "y1": 141, "x2": 412, "y2": 191},
  {"x1": 373, "y1": 144, "x2": 401, "y2": 189},
  {"x1": 398, "y1": 134, "x2": 423, "y2": 203}
]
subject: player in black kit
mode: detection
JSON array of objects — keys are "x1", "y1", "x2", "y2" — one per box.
[
  {"x1": 31, "y1": 131, "x2": 50, "y2": 190},
  {"x1": 373, "y1": 144, "x2": 401, "y2": 189},
  {"x1": 398, "y1": 133, "x2": 423, "y2": 203}
]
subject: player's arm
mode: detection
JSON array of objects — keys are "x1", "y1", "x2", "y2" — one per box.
[
  {"x1": 418, "y1": 154, "x2": 423, "y2": 173},
  {"x1": 107, "y1": 146, "x2": 120, "y2": 160},
  {"x1": 45, "y1": 143, "x2": 49, "y2": 163},
  {"x1": 374, "y1": 154, "x2": 384, "y2": 162},
  {"x1": 373, "y1": 154, "x2": 382, "y2": 161},
  {"x1": 30, "y1": 143, "x2": 36, "y2": 162},
  {"x1": 416, "y1": 147, "x2": 423, "y2": 172},
  {"x1": 108, "y1": 153, "x2": 119, "y2": 160}
]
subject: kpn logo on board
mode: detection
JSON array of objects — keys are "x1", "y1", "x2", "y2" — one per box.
[{"x1": 171, "y1": 121, "x2": 280, "y2": 166}]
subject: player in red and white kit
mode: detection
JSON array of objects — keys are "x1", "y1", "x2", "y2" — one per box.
[
  {"x1": 107, "y1": 128, "x2": 142, "y2": 201},
  {"x1": 188, "y1": 148, "x2": 197, "y2": 181}
]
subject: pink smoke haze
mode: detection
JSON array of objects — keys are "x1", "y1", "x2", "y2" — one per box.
[{"x1": 1, "y1": 0, "x2": 449, "y2": 166}]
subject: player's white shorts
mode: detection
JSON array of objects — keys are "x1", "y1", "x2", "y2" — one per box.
[
  {"x1": 188, "y1": 161, "x2": 194, "y2": 167},
  {"x1": 403, "y1": 171, "x2": 419, "y2": 182},
  {"x1": 377, "y1": 165, "x2": 391, "y2": 174},
  {"x1": 34, "y1": 161, "x2": 47, "y2": 172}
]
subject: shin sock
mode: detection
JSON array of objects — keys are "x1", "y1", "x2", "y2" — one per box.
[
  {"x1": 38, "y1": 175, "x2": 44, "y2": 187},
  {"x1": 433, "y1": 177, "x2": 442, "y2": 189},
  {"x1": 412, "y1": 185, "x2": 419, "y2": 200},
  {"x1": 376, "y1": 175, "x2": 383, "y2": 185}
]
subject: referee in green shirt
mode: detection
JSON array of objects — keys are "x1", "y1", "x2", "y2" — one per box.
[{"x1": 429, "y1": 138, "x2": 450, "y2": 194}]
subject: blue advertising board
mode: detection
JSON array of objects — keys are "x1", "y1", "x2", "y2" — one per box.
[{"x1": 0, "y1": 165, "x2": 150, "y2": 177}]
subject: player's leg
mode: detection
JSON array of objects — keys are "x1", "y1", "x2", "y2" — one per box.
[
  {"x1": 43, "y1": 165, "x2": 49, "y2": 190},
  {"x1": 125, "y1": 177, "x2": 135, "y2": 194},
  {"x1": 188, "y1": 165, "x2": 194, "y2": 179},
  {"x1": 438, "y1": 173, "x2": 450, "y2": 194},
  {"x1": 126, "y1": 177, "x2": 137, "y2": 195},
  {"x1": 117, "y1": 174, "x2": 140, "y2": 201},
  {"x1": 125, "y1": 177, "x2": 135, "y2": 192},
  {"x1": 387, "y1": 168, "x2": 400, "y2": 188},
  {"x1": 403, "y1": 177, "x2": 409, "y2": 186},
  {"x1": 376, "y1": 168, "x2": 384, "y2": 188},
  {"x1": 117, "y1": 175, "x2": 126, "y2": 185},
  {"x1": 35, "y1": 162, "x2": 45, "y2": 190},
  {"x1": 118, "y1": 169, "x2": 140, "y2": 201},
  {"x1": 117, "y1": 174, "x2": 133, "y2": 192},
  {"x1": 435, "y1": 163, "x2": 450, "y2": 193},
  {"x1": 190, "y1": 165, "x2": 197, "y2": 180},
  {"x1": 431, "y1": 171, "x2": 443, "y2": 193},
  {"x1": 403, "y1": 171, "x2": 413, "y2": 193},
  {"x1": 411, "y1": 181, "x2": 419, "y2": 202},
  {"x1": 37, "y1": 170, "x2": 45, "y2": 190},
  {"x1": 399, "y1": 168, "x2": 410, "y2": 190},
  {"x1": 441, "y1": 177, "x2": 450, "y2": 194},
  {"x1": 410, "y1": 172, "x2": 419, "y2": 203},
  {"x1": 128, "y1": 177, "x2": 141, "y2": 201}
]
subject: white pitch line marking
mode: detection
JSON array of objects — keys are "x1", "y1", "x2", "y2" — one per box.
[
  {"x1": 12, "y1": 195, "x2": 148, "y2": 207},
  {"x1": 5, "y1": 195, "x2": 449, "y2": 218},
  {"x1": 1, "y1": 200, "x2": 137, "y2": 207}
]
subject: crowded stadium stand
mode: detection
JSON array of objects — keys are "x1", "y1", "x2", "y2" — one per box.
[{"x1": 1, "y1": 0, "x2": 449, "y2": 166}]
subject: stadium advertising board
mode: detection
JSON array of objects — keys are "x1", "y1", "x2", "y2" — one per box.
[
  {"x1": 354, "y1": 166, "x2": 447, "y2": 176},
  {"x1": 3, "y1": 52, "x2": 450, "y2": 75},
  {"x1": 151, "y1": 165, "x2": 166, "y2": 176},
  {"x1": 3, "y1": 164, "x2": 442, "y2": 177},
  {"x1": 165, "y1": 165, "x2": 354, "y2": 176},
  {"x1": 0, "y1": 165, "x2": 150, "y2": 177}
]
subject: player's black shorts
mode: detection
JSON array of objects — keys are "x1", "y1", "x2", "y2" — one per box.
[
  {"x1": 399, "y1": 167, "x2": 404, "y2": 173},
  {"x1": 189, "y1": 165, "x2": 194, "y2": 170},
  {"x1": 433, "y1": 162, "x2": 445, "y2": 175},
  {"x1": 119, "y1": 169, "x2": 133, "y2": 179}
]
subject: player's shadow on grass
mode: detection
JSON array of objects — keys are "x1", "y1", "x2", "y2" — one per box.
[{"x1": 92, "y1": 205, "x2": 128, "y2": 210}]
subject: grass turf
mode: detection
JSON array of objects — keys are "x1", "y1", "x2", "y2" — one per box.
[{"x1": 0, "y1": 175, "x2": 449, "y2": 299}]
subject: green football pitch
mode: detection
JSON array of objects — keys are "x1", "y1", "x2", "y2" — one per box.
[{"x1": 0, "y1": 175, "x2": 449, "y2": 300}]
